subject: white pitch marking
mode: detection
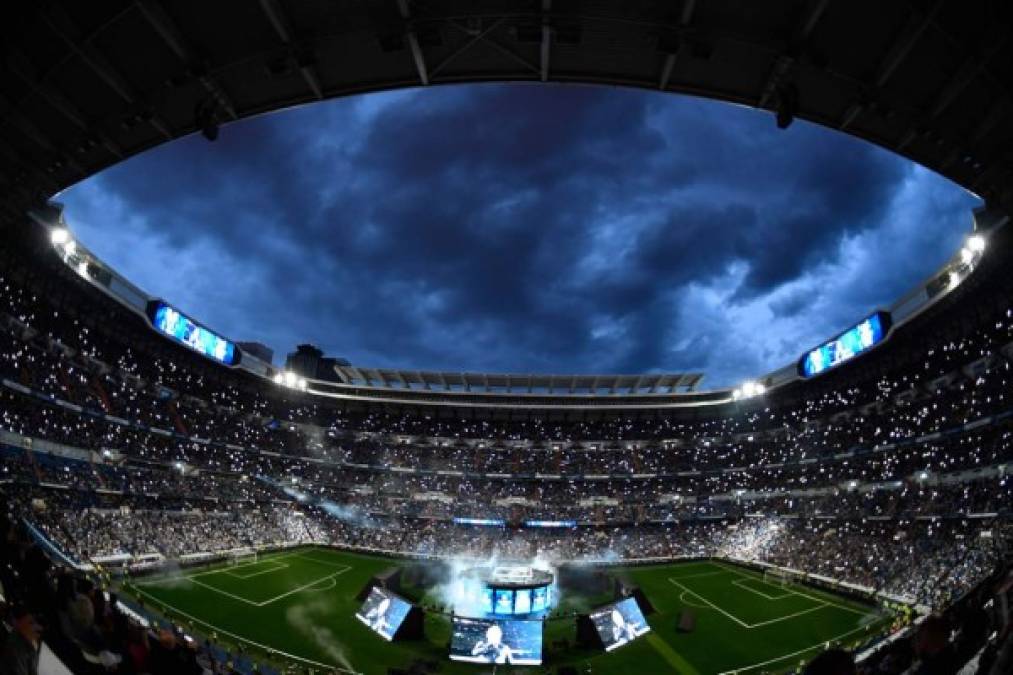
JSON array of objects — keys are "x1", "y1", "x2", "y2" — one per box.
[
  {"x1": 225, "y1": 562, "x2": 289, "y2": 579},
  {"x1": 292, "y1": 552, "x2": 356, "y2": 568},
  {"x1": 714, "y1": 562, "x2": 870, "y2": 616},
  {"x1": 716, "y1": 623, "x2": 876, "y2": 674},
  {"x1": 669, "y1": 570, "x2": 726, "y2": 581},
  {"x1": 669, "y1": 578, "x2": 833, "y2": 629},
  {"x1": 253, "y1": 566, "x2": 351, "y2": 606},
  {"x1": 678, "y1": 591, "x2": 713, "y2": 610},
  {"x1": 668, "y1": 578, "x2": 750, "y2": 628},
  {"x1": 129, "y1": 585, "x2": 362, "y2": 674},
  {"x1": 732, "y1": 578, "x2": 795, "y2": 600},
  {"x1": 137, "y1": 550, "x2": 302, "y2": 584},
  {"x1": 189, "y1": 578, "x2": 262, "y2": 606},
  {"x1": 746, "y1": 602, "x2": 829, "y2": 627}
]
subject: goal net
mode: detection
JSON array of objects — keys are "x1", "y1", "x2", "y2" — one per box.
[
  {"x1": 228, "y1": 548, "x2": 258, "y2": 566},
  {"x1": 763, "y1": 567, "x2": 796, "y2": 587}
]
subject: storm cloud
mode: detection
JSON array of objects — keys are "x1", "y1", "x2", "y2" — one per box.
[{"x1": 58, "y1": 84, "x2": 978, "y2": 387}]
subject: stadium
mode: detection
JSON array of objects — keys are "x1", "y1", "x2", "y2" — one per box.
[{"x1": 1, "y1": 1, "x2": 1013, "y2": 674}]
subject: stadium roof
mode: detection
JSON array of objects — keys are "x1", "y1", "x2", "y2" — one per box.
[
  {"x1": 330, "y1": 365, "x2": 704, "y2": 395},
  {"x1": 1, "y1": 0, "x2": 1012, "y2": 229}
]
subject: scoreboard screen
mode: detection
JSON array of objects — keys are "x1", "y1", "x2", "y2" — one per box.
[
  {"x1": 450, "y1": 617, "x2": 543, "y2": 665},
  {"x1": 355, "y1": 587, "x2": 412, "y2": 641},
  {"x1": 799, "y1": 312, "x2": 890, "y2": 378},
  {"x1": 590, "y1": 597, "x2": 651, "y2": 652},
  {"x1": 148, "y1": 301, "x2": 239, "y2": 366}
]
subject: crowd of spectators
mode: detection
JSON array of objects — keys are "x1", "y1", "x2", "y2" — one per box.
[{"x1": 2, "y1": 224, "x2": 1013, "y2": 673}]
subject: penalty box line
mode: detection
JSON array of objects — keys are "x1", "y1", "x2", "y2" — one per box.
[
  {"x1": 133, "y1": 550, "x2": 304, "y2": 584},
  {"x1": 732, "y1": 578, "x2": 795, "y2": 600},
  {"x1": 714, "y1": 562, "x2": 871, "y2": 617},
  {"x1": 668, "y1": 578, "x2": 830, "y2": 629},
  {"x1": 224, "y1": 562, "x2": 289, "y2": 579},
  {"x1": 192, "y1": 565, "x2": 353, "y2": 607}
]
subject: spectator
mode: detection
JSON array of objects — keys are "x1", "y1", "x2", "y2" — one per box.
[{"x1": 1, "y1": 605, "x2": 42, "y2": 675}]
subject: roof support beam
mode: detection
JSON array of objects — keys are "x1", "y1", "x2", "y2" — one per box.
[
  {"x1": 431, "y1": 18, "x2": 505, "y2": 78},
  {"x1": 875, "y1": 0, "x2": 944, "y2": 88},
  {"x1": 398, "y1": 0, "x2": 430, "y2": 85},
  {"x1": 757, "y1": 0, "x2": 829, "y2": 109},
  {"x1": 38, "y1": 5, "x2": 172, "y2": 139},
  {"x1": 135, "y1": 0, "x2": 238, "y2": 120},
  {"x1": 6, "y1": 48, "x2": 123, "y2": 160},
  {"x1": 540, "y1": 0, "x2": 552, "y2": 82},
  {"x1": 839, "y1": 0, "x2": 942, "y2": 133},
  {"x1": 658, "y1": 0, "x2": 696, "y2": 90},
  {"x1": 446, "y1": 20, "x2": 540, "y2": 75},
  {"x1": 259, "y1": 0, "x2": 323, "y2": 99},
  {"x1": 0, "y1": 93, "x2": 87, "y2": 176}
]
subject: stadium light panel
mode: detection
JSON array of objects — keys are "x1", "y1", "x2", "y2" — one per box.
[
  {"x1": 966, "y1": 234, "x2": 986, "y2": 253},
  {"x1": 733, "y1": 381, "x2": 766, "y2": 400},
  {"x1": 50, "y1": 228, "x2": 69, "y2": 245},
  {"x1": 960, "y1": 247, "x2": 974, "y2": 265}
]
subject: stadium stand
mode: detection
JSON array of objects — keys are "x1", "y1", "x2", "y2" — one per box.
[{"x1": 1, "y1": 215, "x2": 1012, "y2": 673}]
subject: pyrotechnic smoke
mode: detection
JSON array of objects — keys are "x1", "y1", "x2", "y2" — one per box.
[
  {"x1": 149, "y1": 561, "x2": 193, "y2": 589},
  {"x1": 433, "y1": 554, "x2": 560, "y2": 617},
  {"x1": 285, "y1": 600, "x2": 357, "y2": 673},
  {"x1": 265, "y1": 475, "x2": 377, "y2": 528},
  {"x1": 318, "y1": 499, "x2": 377, "y2": 529}
]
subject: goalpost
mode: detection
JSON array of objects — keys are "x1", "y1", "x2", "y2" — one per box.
[
  {"x1": 228, "y1": 548, "x2": 258, "y2": 566},
  {"x1": 763, "y1": 567, "x2": 796, "y2": 588}
]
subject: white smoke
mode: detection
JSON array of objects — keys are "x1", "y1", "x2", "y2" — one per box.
[
  {"x1": 285, "y1": 599, "x2": 357, "y2": 673},
  {"x1": 318, "y1": 499, "x2": 378, "y2": 529},
  {"x1": 433, "y1": 553, "x2": 560, "y2": 617},
  {"x1": 145, "y1": 560, "x2": 194, "y2": 589}
]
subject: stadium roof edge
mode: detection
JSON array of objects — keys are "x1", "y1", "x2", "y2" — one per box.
[
  {"x1": 2, "y1": 0, "x2": 1012, "y2": 223},
  {"x1": 329, "y1": 367, "x2": 705, "y2": 395}
]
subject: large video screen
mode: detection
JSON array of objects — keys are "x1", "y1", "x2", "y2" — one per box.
[
  {"x1": 149, "y1": 302, "x2": 238, "y2": 366},
  {"x1": 590, "y1": 597, "x2": 651, "y2": 652},
  {"x1": 450, "y1": 617, "x2": 543, "y2": 665},
  {"x1": 531, "y1": 586, "x2": 548, "y2": 613},
  {"x1": 799, "y1": 312, "x2": 890, "y2": 378},
  {"x1": 355, "y1": 587, "x2": 412, "y2": 641}
]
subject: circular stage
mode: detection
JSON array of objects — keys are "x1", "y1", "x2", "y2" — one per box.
[{"x1": 464, "y1": 565, "x2": 555, "y2": 617}]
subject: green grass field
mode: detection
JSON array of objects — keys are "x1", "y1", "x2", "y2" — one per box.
[{"x1": 122, "y1": 547, "x2": 892, "y2": 674}]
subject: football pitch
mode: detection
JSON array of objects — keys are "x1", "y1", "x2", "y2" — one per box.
[{"x1": 123, "y1": 547, "x2": 892, "y2": 674}]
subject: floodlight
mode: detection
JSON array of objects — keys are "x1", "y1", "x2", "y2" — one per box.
[
  {"x1": 966, "y1": 234, "x2": 986, "y2": 253},
  {"x1": 733, "y1": 380, "x2": 766, "y2": 400},
  {"x1": 284, "y1": 371, "x2": 297, "y2": 386},
  {"x1": 272, "y1": 373, "x2": 284, "y2": 384},
  {"x1": 50, "y1": 228, "x2": 69, "y2": 245},
  {"x1": 959, "y1": 247, "x2": 974, "y2": 265}
]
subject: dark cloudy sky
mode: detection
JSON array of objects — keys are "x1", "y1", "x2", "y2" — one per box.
[{"x1": 57, "y1": 84, "x2": 978, "y2": 387}]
